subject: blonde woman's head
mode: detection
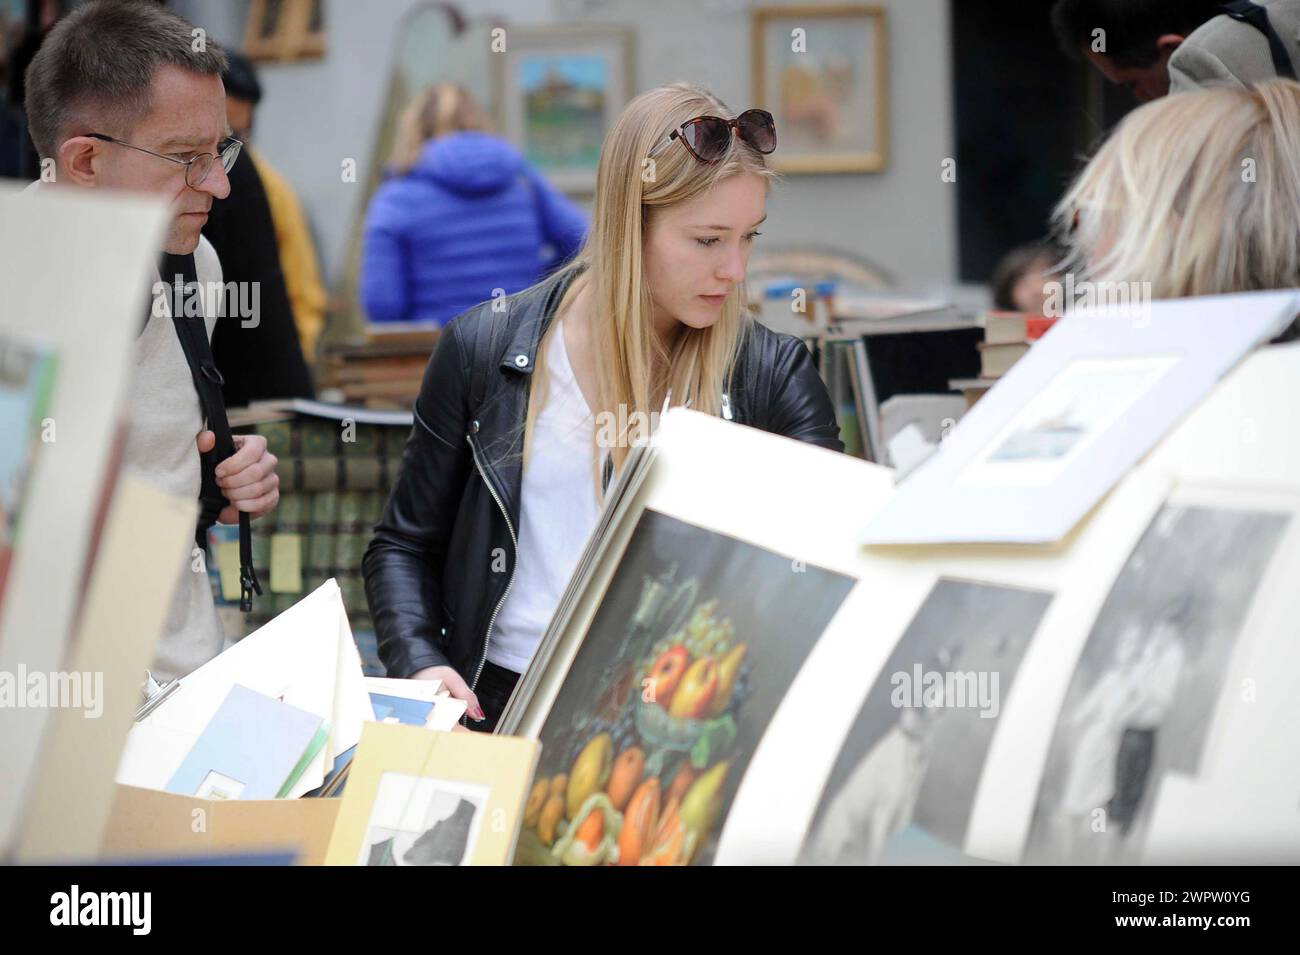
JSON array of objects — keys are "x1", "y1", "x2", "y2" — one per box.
[
  {"x1": 1055, "y1": 78, "x2": 1300, "y2": 299},
  {"x1": 538, "y1": 82, "x2": 776, "y2": 478},
  {"x1": 390, "y1": 83, "x2": 489, "y2": 173},
  {"x1": 584, "y1": 83, "x2": 774, "y2": 333}
]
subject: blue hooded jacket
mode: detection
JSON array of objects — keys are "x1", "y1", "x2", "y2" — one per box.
[{"x1": 360, "y1": 131, "x2": 588, "y2": 325}]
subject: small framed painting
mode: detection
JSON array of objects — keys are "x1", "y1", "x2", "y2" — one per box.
[
  {"x1": 494, "y1": 25, "x2": 635, "y2": 195},
  {"x1": 752, "y1": 4, "x2": 889, "y2": 173},
  {"x1": 244, "y1": 0, "x2": 326, "y2": 63}
]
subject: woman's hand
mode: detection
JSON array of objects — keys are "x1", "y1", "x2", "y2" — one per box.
[{"x1": 411, "y1": 665, "x2": 485, "y2": 722}]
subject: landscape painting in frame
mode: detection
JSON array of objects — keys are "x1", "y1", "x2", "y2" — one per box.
[
  {"x1": 514, "y1": 509, "x2": 855, "y2": 866},
  {"x1": 753, "y1": 4, "x2": 889, "y2": 173},
  {"x1": 1023, "y1": 496, "x2": 1291, "y2": 863},
  {"x1": 800, "y1": 578, "x2": 1052, "y2": 865},
  {"x1": 497, "y1": 27, "x2": 633, "y2": 193}
]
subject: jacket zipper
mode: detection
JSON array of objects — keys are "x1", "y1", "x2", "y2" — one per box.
[{"x1": 466, "y1": 432, "x2": 519, "y2": 695}]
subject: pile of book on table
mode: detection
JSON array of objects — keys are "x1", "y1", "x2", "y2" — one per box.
[
  {"x1": 317, "y1": 322, "x2": 439, "y2": 410},
  {"x1": 950, "y1": 310, "x2": 1058, "y2": 406}
]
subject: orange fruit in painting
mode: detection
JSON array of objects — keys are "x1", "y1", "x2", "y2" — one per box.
[
  {"x1": 606, "y1": 746, "x2": 645, "y2": 811},
  {"x1": 538, "y1": 794, "x2": 565, "y2": 846},
  {"x1": 640, "y1": 802, "x2": 688, "y2": 866},
  {"x1": 618, "y1": 777, "x2": 661, "y2": 866},
  {"x1": 523, "y1": 778, "x2": 548, "y2": 829},
  {"x1": 574, "y1": 808, "x2": 605, "y2": 850},
  {"x1": 666, "y1": 763, "x2": 698, "y2": 806}
]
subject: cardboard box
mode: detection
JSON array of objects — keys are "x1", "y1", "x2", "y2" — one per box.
[{"x1": 101, "y1": 784, "x2": 339, "y2": 866}]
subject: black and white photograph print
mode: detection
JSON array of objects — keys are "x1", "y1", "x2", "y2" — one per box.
[
  {"x1": 800, "y1": 578, "x2": 1053, "y2": 865},
  {"x1": 1024, "y1": 500, "x2": 1292, "y2": 864},
  {"x1": 358, "y1": 772, "x2": 489, "y2": 867}
]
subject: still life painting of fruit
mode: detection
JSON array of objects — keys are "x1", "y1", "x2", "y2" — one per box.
[{"x1": 513, "y1": 509, "x2": 855, "y2": 865}]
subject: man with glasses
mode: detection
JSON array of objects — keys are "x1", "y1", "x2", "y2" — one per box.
[{"x1": 23, "y1": 0, "x2": 280, "y2": 681}]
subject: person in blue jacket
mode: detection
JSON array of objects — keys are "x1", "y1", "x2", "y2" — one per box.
[{"x1": 360, "y1": 83, "x2": 587, "y2": 325}]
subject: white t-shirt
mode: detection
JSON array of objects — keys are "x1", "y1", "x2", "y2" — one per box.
[
  {"x1": 487, "y1": 324, "x2": 600, "y2": 673},
  {"x1": 126, "y1": 236, "x2": 227, "y2": 682}
]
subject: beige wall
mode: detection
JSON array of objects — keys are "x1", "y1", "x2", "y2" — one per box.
[{"x1": 176, "y1": 0, "x2": 957, "y2": 295}]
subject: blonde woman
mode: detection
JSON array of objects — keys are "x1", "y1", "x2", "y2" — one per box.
[
  {"x1": 360, "y1": 83, "x2": 588, "y2": 324},
  {"x1": 363, "y1": 84, "x2": 842, "y2": 730},
  {"x1": 1055, "y1": 78, "x2": 1300, "y2": 301}
]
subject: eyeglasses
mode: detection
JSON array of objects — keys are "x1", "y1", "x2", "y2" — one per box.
[
  {"x1": 648, "y1": 109, "x2": 777, "y2": 164},
  {"x1": 87, "y1": 133, "x2": 243, "y2": 187}
]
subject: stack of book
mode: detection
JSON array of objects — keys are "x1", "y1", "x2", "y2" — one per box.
[
  {"x1": 317, "y1": 323, "x2": 439, "y2": 410},
  {"x1": 829, "y1": 294, "x2": 961, "y2": 334},
  {"x1": 977, "y1": 310, "x2": 1057, "y2": 378},
  {"x1": 950, "y1": 311, "x2": 1058, "y2": 406}
]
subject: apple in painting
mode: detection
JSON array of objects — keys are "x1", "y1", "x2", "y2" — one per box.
[
  {"x1": 668, "y1": 656, "x2": 719, "y2": 720},
  {"x1": 648, "y1": 645, "x2": 690, "y2": 709}
]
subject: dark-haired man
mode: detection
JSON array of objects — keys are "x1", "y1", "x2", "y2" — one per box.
[
  {"x1": 24, "y1": 0, "x2": 279, "y2": 679},
  {"x1": 219, "y1": 50, "x2": 326, "y2": 366},
  {"x1": 1051, "y1": 0, "x2": 1300, "y2": 101}
]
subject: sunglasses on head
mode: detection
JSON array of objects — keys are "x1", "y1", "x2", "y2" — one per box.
[{"x1": 648, "y1": 108, "x2": 777, "y2": 164}]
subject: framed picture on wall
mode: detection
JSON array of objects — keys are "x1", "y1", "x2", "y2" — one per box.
[
  {"x1": 752, "y1": 4, "x2": 889, "y2": 173},
  {"x1": 244, "y1": 0, "x2": 327, "y2": 63},
  {"x1": 493, "y1": 25, "x2": 635, "y2": 195}
]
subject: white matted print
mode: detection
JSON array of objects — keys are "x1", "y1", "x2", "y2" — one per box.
[
  {"x1": 1022, "y1": 490, "x2": 1293, "y2": 864},
  {"x1": 359, "y1": 772, "x2": 489, "y2": 866},
  {"x1": 959, "y1": 356, "x2": 1178, "y2": 488},
  {"x1": 799, "y1": 578, "x2": 1052, "y2": 865},
  {"x1": 860, "y1": 289, "x2": 1300, "y2": 544}
]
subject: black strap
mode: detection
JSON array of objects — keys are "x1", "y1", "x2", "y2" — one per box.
[
  {"x1": 1220, "y1": 1, "x2": 1298, "y2": 79},
  {"x1": 161, "y1": 252, "x2": 262, "y2": 612}
]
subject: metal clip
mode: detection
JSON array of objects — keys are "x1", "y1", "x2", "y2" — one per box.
[
  {"x1": 134, "y1": 677, "x2": 181, "y2": 722},
  {"x1": 240, "y1": 563, "x2": 263, "y2": 612}
]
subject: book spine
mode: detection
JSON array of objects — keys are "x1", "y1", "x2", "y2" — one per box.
[{"x1": 305, "y1": 489, "x2": 339, "y2": 596}]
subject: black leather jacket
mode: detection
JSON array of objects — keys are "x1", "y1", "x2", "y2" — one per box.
[{"x1": 362, "y1": 266, "x2": 843, "y2": 686}]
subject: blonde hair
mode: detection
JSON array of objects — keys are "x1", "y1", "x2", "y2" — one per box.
[
  {"x1": 1055, "y1": 79, "x2": 1300, "y2": 298},
  {"x1": 526, "y1": 83, "x2": 776, "y2": 489},
  {"x1": 390, "y1": 83, "x2": 489, "y2": 173}
]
